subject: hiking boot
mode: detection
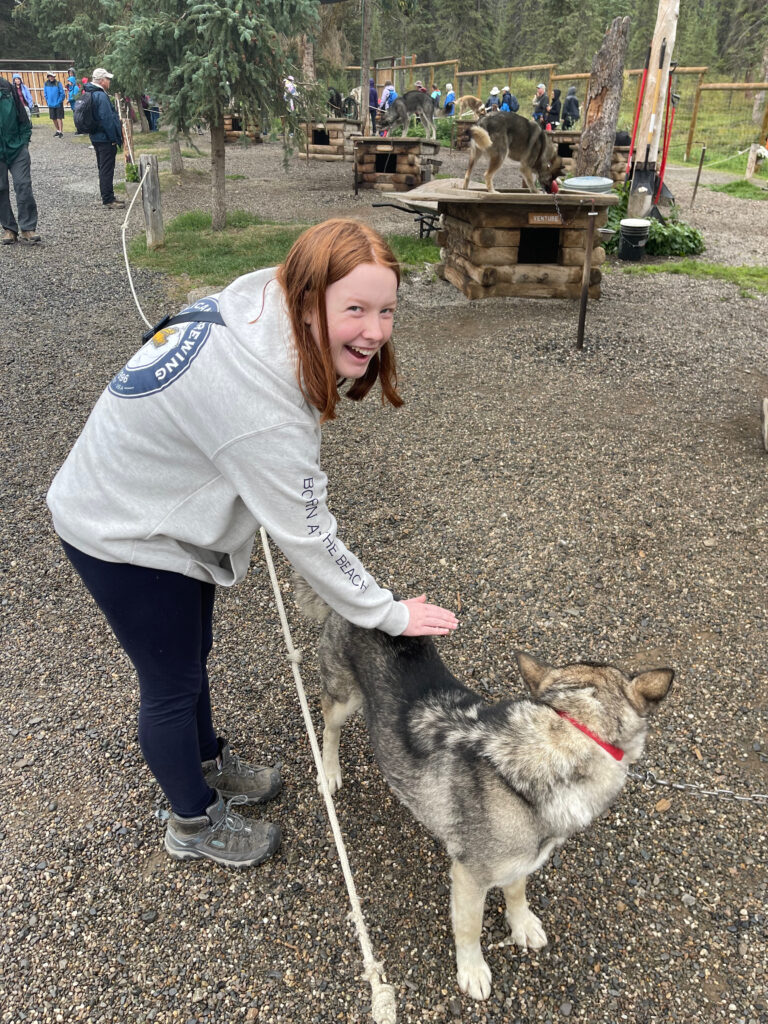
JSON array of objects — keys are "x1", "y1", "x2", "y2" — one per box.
[
  {"x1": 2, "y1": 229, "x2": 17, "y2": 244},
  {"x1": 20, "y1": 230, "x2": 41, "y2": 244},
  {"x1": 762, "y1": 398, "x2": 768, "y2": 453},
  {"x1": 164, "y1": 792, "x2": 281, "y2": 868},
  {"x1": 104, "y1": 199, "x2": 126, "y2": 209},
  {"x1": 202, "y1": 738, "x2": 282, "y2": 804}
]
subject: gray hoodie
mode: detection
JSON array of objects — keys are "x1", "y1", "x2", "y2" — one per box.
[{"x1": 47, "y1": 268, "x2": 409, "y2": 636}]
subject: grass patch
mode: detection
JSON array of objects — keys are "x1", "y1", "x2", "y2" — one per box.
[
  {"x1": 622, "y1": 260, "x2": 768, "y2": 298},
  {"x1": 707, "y1": 179, "x2": 768, "y2": 200},
  {"x1": 226, "y1": 174, "x2": 247, "y2": 180},
  {"x1": 387, "y1": 234, "x2": 441, "y2": 267},
  {"x1": 129, "y1": 211, "x2": 442, "y2": 291}
]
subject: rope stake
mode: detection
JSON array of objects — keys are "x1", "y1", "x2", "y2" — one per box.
[{"x1": 259, "y1": 528, "x2": 397, "y2": 1024}]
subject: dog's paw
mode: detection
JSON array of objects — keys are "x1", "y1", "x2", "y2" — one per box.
[
  {"x1": 319, "y1": 767, "x2": 343, "y2": 796},
  {"x1": 456, "y1": 947, "x2": 492, "y2": 1001},
  {"x1": 505, "y1": 907, "x2": 548, "y2": 950}
]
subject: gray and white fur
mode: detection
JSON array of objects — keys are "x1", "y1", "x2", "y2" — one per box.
[{"x1": 295, "y1": 577, "x2": 673, "y2": 1000}]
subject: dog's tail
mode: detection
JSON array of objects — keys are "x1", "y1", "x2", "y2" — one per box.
[
  {"x1": 468, "y1": 125, "x2": 493, "y2": 151},
  {"x1": 293, "y1": 574, "x2": 331, "y2": 624}
]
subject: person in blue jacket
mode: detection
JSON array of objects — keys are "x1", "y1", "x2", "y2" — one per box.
[
  {"x1": 443, "y1": 83, "x2": 456, "y2": 117},
  {"x1": 12, "y1": 75, "x2": 34, "y2": 115},
  {"x1": 66, "y1": 74, "x2": 80, "y2": 126},
  {"x1": 43, "y1": 72, "x2": 66, "y2": 138},
  {"x1": 85, "y1": 68, "x2": 125, "y2": 209}
]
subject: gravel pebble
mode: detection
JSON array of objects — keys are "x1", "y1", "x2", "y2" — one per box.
[{"x1": 2, "y1": 125, "x2": 767, "y2": 1024}]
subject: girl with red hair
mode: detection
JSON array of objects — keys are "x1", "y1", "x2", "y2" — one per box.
[{"x1": 48, "y1": 218, "x2": 458, "y2": 869}]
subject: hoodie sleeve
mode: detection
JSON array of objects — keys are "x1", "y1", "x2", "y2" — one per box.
[{"x1": 212, "y1": 421, "x2": 410, "y2": 636}]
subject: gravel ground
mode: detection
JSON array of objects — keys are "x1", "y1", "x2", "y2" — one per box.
[{"x1": 2, "y1": 125, "x2": 768, "y2": 1024}]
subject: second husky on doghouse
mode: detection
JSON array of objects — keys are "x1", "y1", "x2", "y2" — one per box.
[
  {"x1": 463, "y1": 110, "x2": 563, "y2": 193},
  {"x1": 378, "y1": 89, "x2": 437, "y2": 140},
  {"x1": 295, "y1": 576, "x2": 673, "y2": 1001}
]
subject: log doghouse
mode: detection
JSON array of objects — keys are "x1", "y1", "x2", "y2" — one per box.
[
  {"x1": 550, "y1": 130, "x2": 629, "y2": 183},
  {"x1": 353, "y1": 137, "x2": 443, "y2": 193},
  {"x1": 223, "y1": 113, "x2": 261, "y2": 144},
  {"x1": 399, "y1": 180, "x2": 618, "y2": 300},
  {"x1": 298, "y1": 119, "x2": 363, "y2": 161}
]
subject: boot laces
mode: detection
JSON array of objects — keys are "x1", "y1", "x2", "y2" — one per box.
[{"x1": 215, "y1": 794, "x2": 249, "y2": 834}]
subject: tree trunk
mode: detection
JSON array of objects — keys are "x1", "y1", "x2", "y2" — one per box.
[
  {"x1": 574, "y1": 16, "x2": 631, "y2": 179},
  {"x1": 360, "y1": 0, "x2": 373, "y2": 134},
  {"x1": 301, "y1": 35, "x2": 316, "y2": 83},
  {"x1": 752, "y1": 39, "x2": 768, "y2": 124},
  {"x1": 211, "y1": 121, "x2": 226, "y2": 231},
  {"x1": 168, "y1": 127, "x2": 183, "y2": 175},
  {"x1": 135, "y1": 95, "x2": 150, "y2": 133}
]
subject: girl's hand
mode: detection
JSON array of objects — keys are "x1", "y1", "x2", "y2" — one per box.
[{"x1": 400, "y1": 594, "x2": 459, "y2": 636}]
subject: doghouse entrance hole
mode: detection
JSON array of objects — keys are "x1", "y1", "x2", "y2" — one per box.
[
  {"x1": 312, "y1": 128, "x2": 330, "y2": 146},
  {"x1": 518, "y1": 227, "x2": 560, "y2": 265},
  {"x1": 375, "y1": 152, "x2": 397, "y2": 173},
  {"x1": 557, "y1": 141, "x2": 575, "y2": 159}
]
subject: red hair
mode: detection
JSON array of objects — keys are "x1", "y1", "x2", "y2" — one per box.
[{"x1": 276, "y1": 219, "x2": 403, "y2": 422}]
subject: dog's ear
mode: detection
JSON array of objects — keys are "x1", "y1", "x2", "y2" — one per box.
[
  {"x1": 515, "y1": 651, "x2": 553, "y2": 695},
  {"x1": 626, "y1": 668, "x2": 674, "y2": 713}
]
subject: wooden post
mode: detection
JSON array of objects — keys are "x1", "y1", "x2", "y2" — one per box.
[
  {"x1": 138, "y1": 154, "x2": 164, "y2": 249},
  {"x1": 576, "y1": 211, "x2": 598, "y2": 351},
  {"x1": 745, "y1": 143, "x2": 760, "y2": 180},
  {"x1": 628, "y1": 0, "x2": 679, "y2": 218},
  {"x1": 684, "y1": 73, "x2": 704, "y2": 161},
  {"x1": 690, "y1": 144, "x2": 706, "y2": 209}
]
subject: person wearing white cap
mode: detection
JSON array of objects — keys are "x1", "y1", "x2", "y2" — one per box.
[
  {"x1": 44, "y1": 72, "x2": 66, "y2": 137},
  {"x1": 444, "y1": 83, "x2": 455, "y2": 116},
  {"x1": 532, "y1": 82, "x2": 549, "y2": 122},
  {"x1": 83, "y1": 69, "x2": 125, "y2": 209},
  {"x1": 484, "y1": 85, "x2": 500, "y2": 113}
]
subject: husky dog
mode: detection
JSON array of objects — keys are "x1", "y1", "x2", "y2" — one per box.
[
  {"x1": 295, "y1": 578, "x2": 673, "y2": 1001},
  {"x1": 379, "y1": 90, "x2": 436, "y2": 140},
  {"x1": 463, "y1": 111, "x2": 563, "y2": 193},
  {"x1": 456, "y1": 94, "x2": 486, "y2": 118}
]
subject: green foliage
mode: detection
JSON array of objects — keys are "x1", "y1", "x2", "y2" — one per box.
[
  {"x1": 622, "y1": 261, "x2": 768, "y2": 297},
  {"x1": 125, "y1": 161, "x2": 139, "y2": 182},
  {"x1": 604, "y1": 184, "x2": 706, "y2": 257},
  {"x1": 387, "y1": 234, "x2": 441, "y2": 266}
]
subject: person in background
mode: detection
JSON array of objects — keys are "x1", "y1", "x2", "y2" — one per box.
[
  {"x1": 500, "y1": 86, "x2": 519, "y2": 113},
  {"x1": 0, "y1": 76, "x2": 41, "y2": 244},
  {"x1": 443, "y1": 83, "x2": 455, "y2": 117},
  {"x1": 368, "y1": 77, "x2": 378, "y2": 134},
  {"x1": 532, "y1": 83, "x2": 549, "y2": 122},
  {"x1": 485, "y1": 86, "x2": 500, "y2": 113},
  {"x1": 44, "y1": 72, "x2": 66, "y2": 138},
  {"x1": 47, "y1": 218, "x2": 459, "y2": 868},
  {"x1": 283, "y1": 75, "x2": 298, "y2": 113},
  {"x1": 11, "y1": 75, "x2": 34, "y2": 116},
  {"x1": 545, "y1": 88, "x2": 561, "y2": 130},
  {"x1": 84, "y1": 68, "x2": 125, "y2": 210},
  {"x1": 66, "y1": 74, "x2": 80, "y2": 128},
  {"x1": 430, "y1": 85, "x2": 442, "y2": 112},
  {"x1": 562, "y1": 85, "x2": 580, "y2": 129},
  {"x1": 378, "y1": 80, "x2": 396, "y2": 112}
]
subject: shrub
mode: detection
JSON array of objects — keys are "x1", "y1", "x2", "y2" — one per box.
[{"x1": 604, "y1": 184, "x2": 705, "y2": 257}]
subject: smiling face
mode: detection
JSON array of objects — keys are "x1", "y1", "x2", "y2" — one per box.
[{"x1": 307, "y1": 263, "x2": 397, "y2": 379}]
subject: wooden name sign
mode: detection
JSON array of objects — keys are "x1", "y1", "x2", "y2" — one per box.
[{"x1": 528, "y1": 211, "x2": 564, "y2": 225}]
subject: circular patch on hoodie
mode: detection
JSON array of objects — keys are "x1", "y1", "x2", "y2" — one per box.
[{"x1": 108, "y1": 298, "x2": 219, "y2": 398}]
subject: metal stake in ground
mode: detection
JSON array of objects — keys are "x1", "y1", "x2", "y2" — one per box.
[
  {"x1": 690, "y1": 144, "x2": 707, "y2": 210},
  {"x1": 576, "y1": 209, "x2": 598, "y2": 351}
]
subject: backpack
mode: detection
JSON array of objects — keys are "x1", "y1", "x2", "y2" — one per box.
[{"x1": 74, "y1": 90, "x2": 98, "y2": 134}]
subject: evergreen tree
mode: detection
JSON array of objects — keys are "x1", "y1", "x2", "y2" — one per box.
[{"x1": 105, "y1": 0, "x2": 318, "y2": 229}]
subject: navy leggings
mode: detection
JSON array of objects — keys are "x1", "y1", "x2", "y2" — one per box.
[{"x1": 61, "y1": 540, "x2": 219, "y2": 817}]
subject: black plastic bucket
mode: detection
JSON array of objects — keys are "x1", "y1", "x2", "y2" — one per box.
[{"x1": 618, "y1": 218, "x2": 650, "y2": 261}]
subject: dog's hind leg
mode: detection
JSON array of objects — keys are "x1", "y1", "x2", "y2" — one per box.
[
  {"x1": 319, "y1": 687, "x2": 363, "y2": 795},
  {"x1": 451, "y1": 860, "x2": 492, "y2": 1000},
  {"x1": 484, "y1": 148, "x2": 506, "y2": 193},
  {"x1": 502, "y1": 875, "x2": 548, "y2": 949},
  {"x1": 463, "y1": 143, "x2": 479, "y2": 190}
]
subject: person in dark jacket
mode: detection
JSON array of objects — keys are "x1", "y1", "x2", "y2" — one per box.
[
  {"x1": 532, "y1": 83, "x2": 549, "y2": 122},
  {"x1": 368, "y1": 78, "x2": 378, "y2": 134},
  {"x1": 546, "y1": 88, "x2": 561, "y2": 129},
  {"x1": 86, "y1": 68, "x2": 125, "y2": 209},
  {"x1": 0, "y1": 77, "x2": 41, "y2": 244},
  {"x1": 562, "y1": 86, "x2": 580, "y2": 129}
]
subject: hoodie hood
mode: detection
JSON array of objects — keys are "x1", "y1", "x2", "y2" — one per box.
[
  {"x1": 567, "y1": 86, "x2": 576, "y2": 96},
  {"x1": 552, "y1": 89, "x2": 561, "y2": 101}
]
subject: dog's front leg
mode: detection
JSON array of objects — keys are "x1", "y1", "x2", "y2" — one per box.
[
  {"x1": 502, "y1": 875, "x2": 548, "y2": 950},
  {"x1": 319, "y1": 691, "x2": 362, "y2": 795},
  {"x1": 451, "y1": 860, "x2": 492, "y2": 1000}
]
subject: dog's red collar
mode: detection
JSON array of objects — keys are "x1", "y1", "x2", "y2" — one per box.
[{"x1": 556, "y1": 711, "x2": 625, "y2": 762}]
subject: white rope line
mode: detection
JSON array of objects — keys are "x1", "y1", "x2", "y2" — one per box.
[
  {"x1": 120, "y1": 164, "x2": 153, "y2": 329},
  {"x1": 259, "y1": 527, "x2": 397, "y2": 1024}
]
